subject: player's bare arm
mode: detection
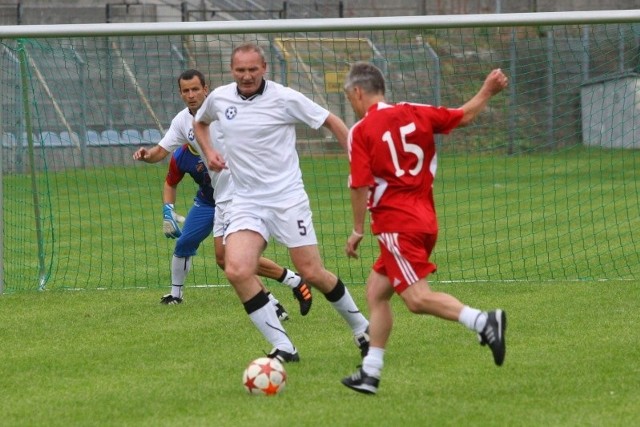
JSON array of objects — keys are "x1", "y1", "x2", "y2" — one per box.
[
  {"x1": 458, "y1": 68, "x2": 509, "y2": 127},
  {"x1": 163, "y1": 181, "x2": 178, "y2": 205},
  {"x1": 132, "y1": 145, "x2": 170, "y2": 163},
  {"x1": 323, "y1": 112, "x2": 350, "y2": 152},
  {"x1": 345, "y1": 186, "x2": 369, "y2": 259},
  {"x1": 193, "y1": 119, "x2": 226, "y2": 172}
]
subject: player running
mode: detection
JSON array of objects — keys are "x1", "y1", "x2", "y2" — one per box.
[
  {"x1": 340, "y1": 62, "x2": 508, "y2": 394},
  {"x1": 133, "y1": 69, "x2": 312, "y2": 315},
  {"x1": 193, "y1": 43, "x2": 369, "y2": 363}
]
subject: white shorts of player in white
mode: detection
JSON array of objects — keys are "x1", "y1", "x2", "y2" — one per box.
[
  {"x1": 213, "y1": 200, "x2": 230, "y2": 239},
  {"x1": 223, "y1": 195, "x2": 318, "y2": 248}
]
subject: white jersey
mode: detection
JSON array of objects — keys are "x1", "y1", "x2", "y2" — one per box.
[
  {"x1": 194, "y1": 80, "x2": 329, "y2": 202},
  {"x1": 159, "y1": 107, "x2": 234, "y2": 204}
]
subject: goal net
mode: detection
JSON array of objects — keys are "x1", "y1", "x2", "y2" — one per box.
[{"x1": 1, "y1": 13, "x2": 639, "y2": 292}]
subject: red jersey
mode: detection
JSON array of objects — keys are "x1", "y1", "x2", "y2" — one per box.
[{"x1": 348, "y1": 102, "x2": 463, "y2": 234}]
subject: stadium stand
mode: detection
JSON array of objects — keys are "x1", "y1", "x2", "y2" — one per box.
[
  {"x1": 142, "y1": 128, "x2": 162, "y2": 144},
  {"x1": 39, "y1": 131, "x2": 64, "y2": 147},
  {"x1": 100, "y1": 129, "x2": 121, "y2": 146},
  {"x1": 86, "y1": 129, "x2": 101, "y2": 146},
  {"x1": 120, "y1": 128, "x2": 143, "y2": 145},
  {"x1": 1, "y1": 132, "x2": 16, "y2": 148},
  {"x1": 59, "y1": 131, "x2": 79, "y2": 147}
]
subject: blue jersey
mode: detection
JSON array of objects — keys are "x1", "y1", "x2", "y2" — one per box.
[{"x1": 166, "y1": 143, "x2": 215, "y2": 206}]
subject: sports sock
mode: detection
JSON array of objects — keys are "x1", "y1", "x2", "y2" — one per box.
[
  {"x1": 277, "y1": 268, "x2": 302, "y2": 289},
  {"x1": 459, "y1": 305, "x2": 487, "y2": 333},
  {"x1": 266, "y1": 291, "x2": 281, "y2": 306},
  {"x1": 362, "y1": 347, "x2": 384, "y2": 378},
  {"x1": 171, "y1": 255, "x2": 191, "y2": 298},
  {"x1": 324, "y1": 279, "x2": 369, "y2": 334},
  {"x1": 170, "y1": 284, "x2": 183, "y2": 299},
  {"x1": 244, "y1": 290, "x2": 295, "y2": 353}
]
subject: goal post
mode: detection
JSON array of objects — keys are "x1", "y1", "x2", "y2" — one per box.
[{"x1": 1, "y1": 11, "x2": 639, "y2": 292}]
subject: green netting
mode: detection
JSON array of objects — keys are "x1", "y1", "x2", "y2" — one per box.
[{"x1": 1, "y1": 21, "x2": 639, "y2": 292}]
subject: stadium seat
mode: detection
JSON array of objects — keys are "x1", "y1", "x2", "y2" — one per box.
[
  {"x1": 121, "y1": 129, "x2": 143, "y2": 145},
  {"x1": 19, "y1": 132, "x2": 37, "y2": 147},
  {"x1": 40, "y1": 131, "x2": 64, "y2": 147},
  {"x1": 142, "y1": 128, "x2": 162, "y2": 144},
  {"x1": 59, "y1": 131, "x2": 79, "y2": 147},
  {"x1": 86, "y1": 129, "x2": 101, "y2": 146},
  {"x1": 1, "y1": 132, "x2": 17, "y2": 148},
  {"x1": 100, "y1": 129, "x2": 121, "y2": 146}
]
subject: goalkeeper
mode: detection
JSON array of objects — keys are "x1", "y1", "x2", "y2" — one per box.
[{"x1": 133, "y1": 69, "x2": 312, "y2": 316}]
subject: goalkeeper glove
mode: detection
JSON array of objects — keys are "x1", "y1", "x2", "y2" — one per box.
[{"x1": 162, "y1": 203, "x2": 182, "y2": 239}]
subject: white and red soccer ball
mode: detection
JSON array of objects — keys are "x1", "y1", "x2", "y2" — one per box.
[{"x1": 242, "y1": 357, "x2": 287, "y2": 395}]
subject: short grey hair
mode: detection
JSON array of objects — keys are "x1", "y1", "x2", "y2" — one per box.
[
  {"x1": 344, "y1": 62, "x2": 385, "y2": 95},
  {"x1": 231, "y1": 42, "x2": 267, "y2": 64}
]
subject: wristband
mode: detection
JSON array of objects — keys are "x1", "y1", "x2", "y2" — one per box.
[{"x1": 351, "y1": 229, "x2": 364, "y2": 238}]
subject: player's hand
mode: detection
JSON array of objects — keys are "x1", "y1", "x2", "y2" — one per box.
[
  {"x1": 162, "y1": 203, "x2": 182, "y2": 239},
  {"x1": 484, "y1": 68, "x2": 509, "y2": 95},
  {"x1": 173, "y1": 211, "x2": 185, "y2": 224},
  {"x1": 204, "y1": 150, "x2": 227, "y2": 172},
  {"x1": 345, "y1": 230, "x2": 364, "y2": 259},
  {"x1": 133, "y1": 147, "x2": 149, "y2": 161}
]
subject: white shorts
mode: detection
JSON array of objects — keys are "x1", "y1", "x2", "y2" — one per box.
[
  {"x1": 224, "y1": 195, "x2": 318, "y2": 248},
  {"x1": 213, "y1": 200, "x2": 230, "y2": 238}
]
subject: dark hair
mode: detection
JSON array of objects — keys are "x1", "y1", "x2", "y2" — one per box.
[
  {"x1": 178, "y1": 69, "x2": 206, "y2": 87},
  {"x1": 344, "y1": 62, "x2": 385, "y2": 95}
]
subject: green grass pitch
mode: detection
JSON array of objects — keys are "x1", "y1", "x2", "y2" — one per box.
[{"x1": 0, "y1": 281, "x2": 638, "y2": 426}]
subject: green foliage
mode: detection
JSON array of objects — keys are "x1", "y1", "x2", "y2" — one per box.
[{"x1": 0, "y1": 281, "x2": 638, "y2": 426}]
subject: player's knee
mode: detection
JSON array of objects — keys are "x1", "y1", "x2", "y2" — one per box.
[
  {"x1": 404, "y1": 298, "x2": 423, "y2": 314},
  {"x1": 224, "y1": 261, "x2": 254, "y2": 283},
  {"x1": 175, "y1": 238, "x2": 199, "y2": 254},
  {"x1": 298, "y1": 268, "x2": 328, "y2": 290},
  {"x1": 174, "y1": 248, "x2": 197, "y2": 258},
  {"x1": 402, "y1": 292, "x2": 432, "y2": 314}
]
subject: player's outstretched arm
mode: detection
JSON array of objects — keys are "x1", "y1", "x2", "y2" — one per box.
[
  {"x1": 323, "y1": 112, "x2": 350, "y2": 152},
  {"x1": 458, "y1": 68, "x2": 509, "y2": 127},
  {"x1": 133, "y1": 145, "x2": 170, "y2": 163}
]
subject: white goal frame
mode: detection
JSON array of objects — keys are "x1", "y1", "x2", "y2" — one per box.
[{"x1": 0, "y1": 9, "x2": 639, "y2": 293}]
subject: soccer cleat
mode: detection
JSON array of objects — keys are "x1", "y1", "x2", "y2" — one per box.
[
  {"x1": 267, "y1": 347, "x2": 300, "y2": 363},
  {"x1": 354, "y1": 327, "x2": 370, "y2": 358},
  {"x1": 478, "y1": 309, "x2": 507, "y2": 366},
  {"x1": 275, "y1": 302, "x2": 290, "y2": 321},
  {"x1": 160, "y1": 294, "x2": 183, "y2": 305},
  {"x1": 292, "y1": 282, "x2": 313, "y2": 316},
  {"x1": 341, "y1": 366, "x2": 379, "y2": 395}
]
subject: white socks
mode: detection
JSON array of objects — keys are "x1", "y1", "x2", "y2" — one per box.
[
  {"x1": 279, "y1": 268, "x2": 302, "y2": 289},
  {"x1": 329, "y1": 287, "x2": 369, "y2": 334},
  {"x1": 459, "y1": 305, "x2": 487, "y2": 333},
  {"x1": 248, "y1": 301, "x2": 295, "y2": 353},
  {"x1": 362, "y1": 347, "x2": 385, "y2": 378},
  {"x1": 170, "y1": 255, "x2": 191, "y2": 298},
  {"x1": 266, "y1": 292, "x2": 281, "y2": 308}
]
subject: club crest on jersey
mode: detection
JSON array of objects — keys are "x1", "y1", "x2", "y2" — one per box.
[
  {"x1": 188, "y1": 128, "x2": 195, "y2": 142},
  {"x1": 225, "y1": 106, "x2": 238, "y2": 120}
]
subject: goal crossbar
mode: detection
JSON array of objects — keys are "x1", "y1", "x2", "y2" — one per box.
[{"x1": 0, "y1": 10, "x2": 639, "y2": 38}]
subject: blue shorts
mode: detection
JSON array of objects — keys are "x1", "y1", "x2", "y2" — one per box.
[{"x1": 173, "y1": 198, "x2": 215, "y2": 258}]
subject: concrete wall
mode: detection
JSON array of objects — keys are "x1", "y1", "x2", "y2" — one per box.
[{"x1": 581, "y1": 74, "x2": 640, "y2": 149}]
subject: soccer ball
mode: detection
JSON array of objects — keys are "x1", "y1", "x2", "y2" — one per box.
[{"x1": 242, "y1": 357, "x2": 287, "y2": 396}]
